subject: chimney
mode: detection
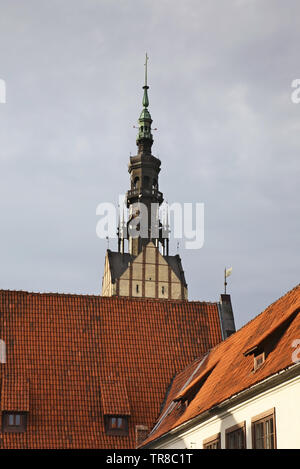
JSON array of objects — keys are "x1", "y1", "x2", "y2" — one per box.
[
  {"x1": 136, "y1": 425, "x2": 149, "y2": 447},
  {"x1": 218, "y1": 294, "x2": 236, "y2": 340}
]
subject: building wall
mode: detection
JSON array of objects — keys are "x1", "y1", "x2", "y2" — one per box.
[
  {"x1": 119, "y1": 243, "x2": 187, "y2": 300},
  {"x1": 102, "y1": 242, "x2": 187, "y2": 300},
  {"x1": 101, "y1": 254, "x2": 116, "y2": 297},
  {"x1": 151, "y1": 374, "x2": 300, "y2": 449}
]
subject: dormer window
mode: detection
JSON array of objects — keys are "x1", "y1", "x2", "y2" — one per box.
[
  {"x1": 244, "y1": 308, "x2": 299, "y2": 371},
  {"x1": 105, "y1": 415, "x2": 129, "y2": 436},
  {"x1": 101, "y1": 379, "x2": 131, "y2": 437},
  {"x1": 1, "y1": 375, "x2": 29, "y2": 433},
  {"x1": 2, "y1": 412, "x2": 27, "y2": 433},
  {"x1": 254, "y1": 352, "x2": 265, "y2": 371},
  {"x1": 174, "y1": 362, "x2": 218, "y2": 407}
]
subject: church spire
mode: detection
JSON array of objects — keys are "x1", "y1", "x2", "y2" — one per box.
[
  {"x1": 101, "y1": 57, "x2": 187, "y2": 299},
  {"x1": 136, "y1": 53, "x2": 153, "y2": 153},
  {"x1": 125, "y1": 55, "x2": 164, "y2": 257}
]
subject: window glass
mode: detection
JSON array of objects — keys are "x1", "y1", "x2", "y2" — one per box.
[
  {"x1": 255, "y1": 422, "x2": 264, "y2": 449},
  {"x1": 105, "y1": 416, "x2": 128, "y2": 435},
  {"x1": 117, "y1": 418, "x2": 123, "y2": 428},
  {"x1": 265, "y1": 418, "x2": 274, "y2": 449},
  {"x1": 227, "y1": 427, "x2": 245, "y2": 449},
  {"x1": 253, "y1": 414, "x2": 275, "y2": 449},
  {"x1": 111, "y1": 417, "x2": 117, "y2": 429},
  {"x1": 2, "y1": 413, "x2": 26, "y2": 433}
]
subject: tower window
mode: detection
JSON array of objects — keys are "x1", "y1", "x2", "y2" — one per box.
[
  {"x1": 162, "y1": 286, "x2": 165, "y2": 295},
  {"x1": 136, "y1": 284, "x2": 139, "y2": 293},
  {"x1": 143, "y1": 176, "x2": 150, "y2": 188},
  {"x1": 133, "y1": 177, "x2": 139, "y2": 189}
]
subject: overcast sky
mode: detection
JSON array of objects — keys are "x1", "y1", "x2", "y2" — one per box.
[{"x1": 0, "y1": 0, "x2": 299, "y2": 329}]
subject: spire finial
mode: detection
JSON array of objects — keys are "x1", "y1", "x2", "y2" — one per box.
[
  {"x1": 144, "y1": 52, "x2": 149, "y2": 88},
  {"x1": 142, "y1": 53, "x2": 150, "y2": 108}
]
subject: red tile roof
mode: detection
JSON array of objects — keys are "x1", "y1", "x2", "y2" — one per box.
[
  {"x1": 1, "y1": 375, "x2": 30, "y2": 412},
  {"x1": 101, "y1": 379, "x2": 131, "y2": 416},
  {"x1": 0, "y1": 290, "x2": 222, "y2": 448},
  {"x1": 142, "y1": 284, "x2": 300, "y2": 447}
]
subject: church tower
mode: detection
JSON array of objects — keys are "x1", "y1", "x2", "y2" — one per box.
[{"x1": 102, "y1": 56, "x2": 187, "y2": 300}]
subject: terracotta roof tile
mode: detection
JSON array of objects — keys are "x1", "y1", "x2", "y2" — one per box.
[
  {"x1": 101, "y1": 379, "x2": 131, "y2": 415},
  {"x1": 1, "y1": 375, "x2": 29, "y2": 412},
  {"x1": 142, "y1": 284, "x2": 300, "y2": 447},
  {"x1": 0, "y1": 290, "x2": 222, "y2": 448}
]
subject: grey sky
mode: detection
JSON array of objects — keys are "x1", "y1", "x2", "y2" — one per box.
[{"x1": 0, "y1": 0, "x2": 299, "y2": 329}]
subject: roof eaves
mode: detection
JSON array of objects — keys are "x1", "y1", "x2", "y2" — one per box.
[{"x1": 141, "y1": 362, "x2": 300, "y2": 448}]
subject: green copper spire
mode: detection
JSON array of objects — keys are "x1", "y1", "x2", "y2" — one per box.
[
  {"x1": 136, "y1": 53, "x2": 153, "y2": 150},
  {"x1": 142, "y1": 87, "x2": 149, "y2": 108}
]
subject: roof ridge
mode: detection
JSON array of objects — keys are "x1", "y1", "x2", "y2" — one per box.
[
  {"x1": 0, "y1": 289, "x2": 218, "y2": 305},
  {"x1": 219, "y1": 283, "x2": 300, "y2": 345}
]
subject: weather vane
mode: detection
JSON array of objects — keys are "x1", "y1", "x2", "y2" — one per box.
[{"x1": 224, "y1": 267, "x2": 232, "y2": 294}]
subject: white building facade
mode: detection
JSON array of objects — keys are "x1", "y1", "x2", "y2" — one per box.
[{"x1": 149, "y1": 365, "x2": 300, "y2": 450}]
